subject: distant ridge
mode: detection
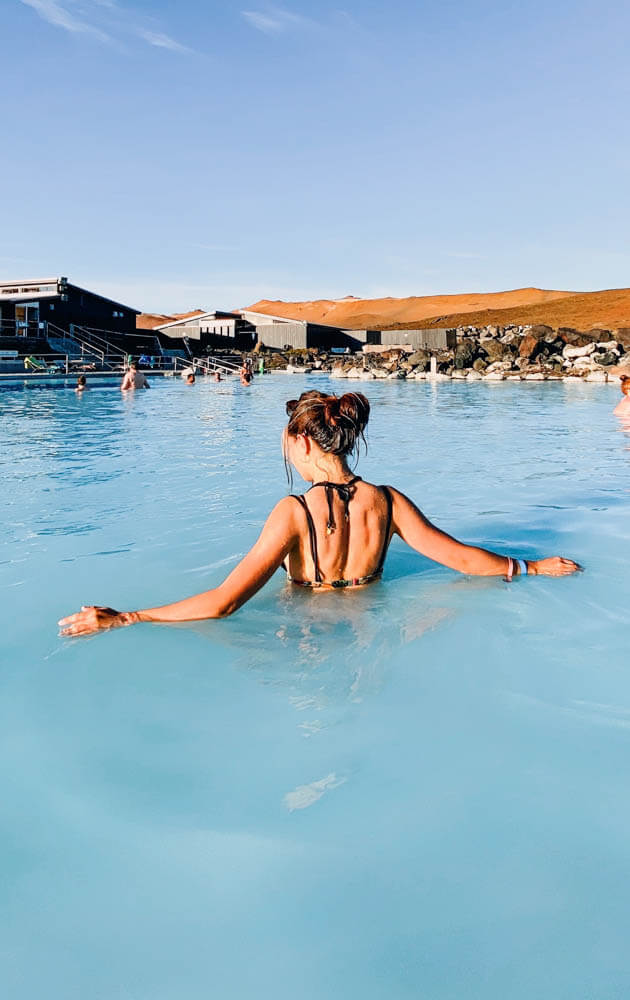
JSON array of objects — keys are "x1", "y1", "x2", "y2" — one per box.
[
  {"x1": 137, "y1": 309, "x2": 205, "y2": 330},
  {"x1": 246, "y1": 287, "x2": 630, "y2": 332}
]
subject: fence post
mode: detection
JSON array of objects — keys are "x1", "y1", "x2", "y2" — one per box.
[{"x1": 66, "y1": 354, "x2": 69, "y2": 375}]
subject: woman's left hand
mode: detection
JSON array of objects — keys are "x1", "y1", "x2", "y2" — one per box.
[{"x1": 58, "y1": 606, "x2": 135, "y2": 637}]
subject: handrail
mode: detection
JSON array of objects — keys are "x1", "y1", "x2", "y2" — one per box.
[
  {"x1": 47, "y1": 323, "x2": 105, "y2": 362},
  {"x1": 77, "y1": 326, "x2": 164, "y2": 361},
  {"x1": 0, "y1": 319, "x2": 46, "y2": 337},
  {"x1": 192, "y1": 355, "x2": 241, "y2": 374},
  {"x1": 71, "y1": 325, "x2": 127, "y2": 361},
  {"x1": 47, "y1": 323, "x2": 126, "y2": 371}
]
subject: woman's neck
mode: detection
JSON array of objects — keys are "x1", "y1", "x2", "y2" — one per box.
[{"x1": 308, "y1": 455, "x2": 353, "y2": 484}]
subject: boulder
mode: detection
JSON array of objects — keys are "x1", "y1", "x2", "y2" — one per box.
[
  {"x1": 558, "y1": 328, "x2": 592, "y2": 347},
  {"x1": 486, "y1": 360, "x2": 512, "y2": 373},
  {"x1": 563, "y1": 343, "x2": 596, "y2": 359},
  {"x1": 407, "y1": 350, "x2": 431, "y2": 367},
  {"x1": 454, "y1": 338, "x2": 476, "y2": 369},
  {"x1": 500, "y1": 331, "x2": 522, "y2": 346},
  {"x1": 473, "y1": 358, "x2": 488, "y2": 372},
  {"x1": 483, "y1": 339, "x2": 513, "y2": 362},
  {"x1": 585, "y1": 371, "x2": 607, "y2": 382},
  {"x1": 598, "y1": 351, "x2": 619, "y2": 366},
  {"x1": 523, "y1": 324, "x2": 554, "y2": 339},
  {"x1": 596, "y1": 340, "x2": 620, "y2": 352},
  {"x1": 466, "y1": 370, "x2": 483, "y2": 380},
  {"x1": 519, "y1": 334, "x2": 542, "y2": 360}
]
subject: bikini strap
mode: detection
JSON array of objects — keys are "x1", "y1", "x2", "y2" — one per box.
[
  {"x1": 291, "y1": 494, "x2": 322, "y2": 583},
  {"x1": 309, "y1": 475, "x2": 362, "y2": 534},
  {"x1": 375, "y1": 486, "x2": 393, "y2": 573}
]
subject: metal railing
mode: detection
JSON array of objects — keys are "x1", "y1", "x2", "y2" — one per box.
[
  {"x1": 71, "y1": 325, "x2": 129, "y2": 362},
  {"x1": 47, "y1": 323, "x2": 125, "y2": 371},
  {"x1": 0, "y1": 319, "x2": 46, "y2": 338},
  {"x1": 192, "y1": 355, "x2": 241, "y2": 374}
]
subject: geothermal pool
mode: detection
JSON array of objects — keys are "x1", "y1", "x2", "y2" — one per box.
[{"x1": 1, "y1": 374, "x2": 630, "y2": 999}]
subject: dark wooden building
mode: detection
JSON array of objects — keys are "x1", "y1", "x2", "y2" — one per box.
[
  {"x1": 154, "y1": 311, "x2": 257, "y2": 352},
  {"x1": 0, "y1": 277, "x2": 139, "y2": 338},
  {"x1": 239, "y1": 311, "x2": 366, "y2": 351}
]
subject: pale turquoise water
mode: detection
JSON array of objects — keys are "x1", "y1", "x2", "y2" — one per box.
[{"x1": 1, "y1": 375, "x2": 630, "y2": 999}]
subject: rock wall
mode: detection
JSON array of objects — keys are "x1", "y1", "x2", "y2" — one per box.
[{"x1": 230, "y1": 324, "x2": 630, "y2": 383}]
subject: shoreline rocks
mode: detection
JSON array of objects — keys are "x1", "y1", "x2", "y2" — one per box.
[{"x1": 226, "y1": 325, "x2": 630, "y2": 384}]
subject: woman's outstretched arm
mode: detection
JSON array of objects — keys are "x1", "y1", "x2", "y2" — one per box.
[
  {"x1": 59, "y1": 498, "x2": 299, "y2": 637},
  {"x1": 389, "y1": 487, "x2": 580, "y2": 577}
]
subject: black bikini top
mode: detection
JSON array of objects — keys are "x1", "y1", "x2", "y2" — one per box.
[{"x1": 286, "y1": 476, "x2": 393, "y2": 589}]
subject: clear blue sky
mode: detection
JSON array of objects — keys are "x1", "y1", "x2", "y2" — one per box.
[{"x1": 1, "y1": 0, "x2": 629, "y2": 313}]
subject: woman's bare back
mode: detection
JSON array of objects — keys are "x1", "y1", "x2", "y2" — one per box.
[{"x1": 286, "y1": 479, "x2": 393, "y2": 587}]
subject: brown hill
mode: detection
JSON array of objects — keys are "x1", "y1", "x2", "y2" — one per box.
[
  {"x1": 247, "y1": 288, "x2": 575, "y2": 329},
  {"x1": 137, "y1": 309, "x2": 205, "y2": 330},
  {"x1": 246, "y1": 287, "x2": 630, "y2": 332}
]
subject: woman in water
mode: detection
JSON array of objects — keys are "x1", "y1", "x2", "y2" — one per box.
[
  {"x1": 59, "y1": 390, "x2": 580, "y2": 636},
  {"x1": 613, "y1": 374, "x2": 630, "y2": 416}
]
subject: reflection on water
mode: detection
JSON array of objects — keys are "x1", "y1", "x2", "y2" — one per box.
[{"x1": 2, "y1": 376, "x2": 630, "y2": 1000}]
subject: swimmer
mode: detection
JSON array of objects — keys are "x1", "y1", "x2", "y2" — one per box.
[
  {"x1": 213, "y1": 372, "x2": 222, "y2": 382},
  {"x1": 75, "y1": 375, "x2": 88, "y2": 392},
  {"x1": 186, "y1": 373, "x2": 195, "y2": 385},
  {"x1": 59, "y1": 390, "x2": 581, "y2": 636},
  {"x1": 240, "y1": 371, "x2": 252, "y2": 387},
  {"x1": 121, "y1": 361, "x2": 150, "y2": 391},
  {"x1": 613, "y1": 375, "x2": 630, "y2": 416}
]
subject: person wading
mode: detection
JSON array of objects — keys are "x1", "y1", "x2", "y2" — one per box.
[{"x1": 59, "y1": 390, "x2": 580, "y2": 636}]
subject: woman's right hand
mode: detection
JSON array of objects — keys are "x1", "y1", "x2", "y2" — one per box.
[
  {"x1": 528, "y1": 557, "x2": 582, "y2": 577},
  {"x1": 59, "y1": 606, "x2": 137, "y2": 637}
]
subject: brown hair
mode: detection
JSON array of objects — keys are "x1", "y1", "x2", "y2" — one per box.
[
  {"x1": 285, "y1": 390, "x2": 370, "y2": 456},
  {"x1": 621, "y1": 375, "x2": 630, "y2": 394}
]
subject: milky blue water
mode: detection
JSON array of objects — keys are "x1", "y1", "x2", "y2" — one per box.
[{"x1": 1, "y1": 374, "x2": 630, "y2": 1000}]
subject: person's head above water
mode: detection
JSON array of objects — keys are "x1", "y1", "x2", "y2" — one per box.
[
  {"x1": 284, "y1": 390, "x2": 370, "y2": 481},
  {"x1": 130, "y1": 361, "x2": 138, "y2": 371},
  {"x1": 621, "y1": 375, "x2": 630, "y2": 396},
  {"x1": 76, "y1": 375, "x2": 86, "y2": 387},
  {"x1": 186, "y1": 373, "x2": 195, "y2": 384}
]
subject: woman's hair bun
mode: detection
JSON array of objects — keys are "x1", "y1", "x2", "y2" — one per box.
[
  {"x1": 285, "y1": 390, "x2": 370, "y2": 456},
  {"x1": 338, "y1": 392, "x2": 370, "y2": 432}
]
